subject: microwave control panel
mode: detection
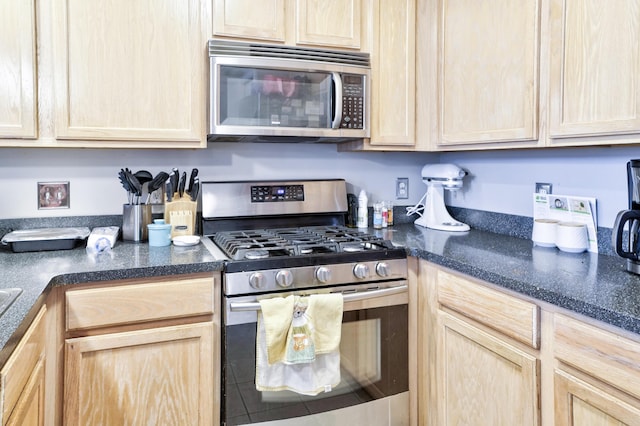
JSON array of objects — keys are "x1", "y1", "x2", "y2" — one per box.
[
  {"x1": 340, "y1": 74, "x2": 365, "y2": 129},
  {"x1": 251, "y1": 185, "x2": 304, "y2": 202}
]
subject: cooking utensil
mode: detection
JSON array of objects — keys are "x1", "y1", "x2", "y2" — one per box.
[
  {"x1": 171, "y1": 168, "x2": 179, "y2": 193},
  {"x1": 124, "y1": 170, "x2": 142, "y2": 204},
  {"x1": 190, "y1": 178, "x2": 200, "y2": 202},
  {"x1": 118, "y1": 169, "x2": 133, "y2": 204},
  {"x1": 166, "y1": 178, "x2": 173, "y2": 202},
  {"x1": 178, "y1": 171, "x2": 187, "y2": 198},
  {"x1": 134, "y1": 170, "x2": 153, "y2": 186},
  {"x1": 188, "y1": 168, "x2": 198, "y2": 193},
  {"x1": 145, "y1": 171, "x2": 169, "y2": 204}
]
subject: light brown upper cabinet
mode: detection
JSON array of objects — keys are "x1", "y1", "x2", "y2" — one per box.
[
  {"x1": 0, "y1": 0, "x2": 37, "y2": 139},
  {"x1": 213, "y1": 0, "x2": 286, "y2": 43},
  {"x1": 52, "y1": 0, "x2": 208, "y2": 148},
  {"x1": 213, "y1": 0, "x2": 365, "y2": 51},
  {"x1": 548, "y1": 0, "x2": 640, "y2": 142},
  {"x1": 436, "y1": 0, "x2": 540, "y2": 148},
  {"x1": 338, "y1": 0, "x2": 417, "y2": 152},
  {"x1": 369, "y1": 0, "x2": 416, "y2": 146}
]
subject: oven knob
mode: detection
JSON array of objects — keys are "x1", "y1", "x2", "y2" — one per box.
[
  {"x1": 376, "y1": 262, "x2": 391, "y2": 277},
  {"x1": 353, "y1": 263, "x2": 370, "y2": 279},
  {"x1": 315, "y1": 267, "x2": 332, "y2": 283},
  {"x1": 249, "y1": 272, "x2": 266, "y2": 289},
  {"x1": 276, "y1": 270, "x2": 293, "y2": 288}
]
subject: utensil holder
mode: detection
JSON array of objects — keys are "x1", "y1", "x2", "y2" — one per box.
[
  {"x1": 122, "y1": 204, "x2": 153, "y2": 242},
  {"x1": 164, "y1": 196, "x2": 197, "y2": 238}
]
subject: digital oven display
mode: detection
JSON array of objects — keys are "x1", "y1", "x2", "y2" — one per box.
[{"x1": 251, "y1": 185, "x2": 304, "y2": 202}]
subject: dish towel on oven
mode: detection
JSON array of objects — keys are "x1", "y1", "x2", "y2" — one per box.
[{"x1": 256, "y1": 293, "x2": 344, "y2": 395}]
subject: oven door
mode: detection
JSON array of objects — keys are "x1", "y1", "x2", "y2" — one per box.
[{"x1": 222, "y1": 282, "x2": 409, "y2": 426}]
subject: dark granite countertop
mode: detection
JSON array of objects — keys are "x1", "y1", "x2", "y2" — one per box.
[
  {"x1": 371, "y1": 224, "x2": 640, "y2": 336},
  {"x1": 2, "y1": 221, "x2": 640, "y2": 369},
  {"x1": 0, "y1": 240, "x2": 224, "y2": 367}
]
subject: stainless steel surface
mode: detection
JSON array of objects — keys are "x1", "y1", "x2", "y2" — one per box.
[
  {"x1": 0, "y1": 288, "x2": 22, "y2": 317},
  {"x1": 225, "y1": 280, "x2": 408, "y2": 326},
  {"x1": 208, "y1": 40, "x2": 370, "y2": 142},
  {"x1": 229, "y1": 283, "x2": 408, "y2": 313},
  {"x1": 224, "y1": 258, "x2": 407, "y2": 295},
  {"x1": 209, "y1": 39, "x2": 370, "y2": 67},
  {"x1": 202, "y1": 179, "x2": 348, "y2": 219},
  {"x1": 122, "y1": 204, "x2": 152, "y2": 242},
  {"x1": 627, "y1": 258, "x2": 640, "y2": 274}
]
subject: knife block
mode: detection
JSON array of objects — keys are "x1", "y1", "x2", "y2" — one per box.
[{"x1": 164, "y1": 196, "x2": 196, "y2": 238}]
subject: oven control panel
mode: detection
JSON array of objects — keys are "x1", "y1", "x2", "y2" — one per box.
[
  {"x1": 224, "y1": 258, "x2": 408, "y2": 296},
  {"x1": 251, "y1": 185, "x2": 304, "y2": 202}
]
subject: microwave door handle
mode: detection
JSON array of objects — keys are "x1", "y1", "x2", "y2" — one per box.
[
  {"x1": 229, "y1": 285, "x2": 408, "y2": 312},
  {"x1": 331, "y1": 72, "x2": 343, "y2": 129}
]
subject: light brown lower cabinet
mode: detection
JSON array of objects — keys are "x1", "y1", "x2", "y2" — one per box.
[
  {"x1": 0, "y1": 306, "x2": 47, "y2": 426},
  {"x1": 62, "y1": 274, "x2": 220, "y2": 426},
  {"x1": 417, "y1": 258, "x2": 640, "y2": 426},
  {"x1": 64, "y1": 322, "x2": 214, "y2": 425},
  {"x1": 554, "y1": 369, "x2": 640, "y2": 426},
  {"x1": 437, "y1": 312, "x2": 539, "y2": 425}
]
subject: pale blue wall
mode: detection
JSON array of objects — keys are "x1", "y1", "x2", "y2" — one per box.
[
  {"x1": 441, "y1": 145, "x2": 639, "y2": 228},
  {"x1": 1, "y1": 143, "x2": 637, "y2": 228},
  {"x1": 0, "y1": 144, "x2": 436, "y2": 219}
]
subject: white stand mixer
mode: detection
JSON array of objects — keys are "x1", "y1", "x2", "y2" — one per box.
[{"x1": 408, "y1": 164, "x2": 470, "y2": 232}]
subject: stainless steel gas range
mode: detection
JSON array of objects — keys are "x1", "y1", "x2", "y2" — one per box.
[{"x1": 201, "y1": 179, "x2": 409, "y2": 426}]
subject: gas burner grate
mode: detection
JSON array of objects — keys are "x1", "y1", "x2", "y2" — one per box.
[{"x1": 212, "y1": 226, "x2": 391, "y2": 260}]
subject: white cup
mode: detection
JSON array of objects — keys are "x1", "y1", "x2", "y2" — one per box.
[
  {"x1": 532, "y1": 219, "x2": 559, "y2": 247},
  {"x1": 555, "y1": 222, "x2": 588, "y2": 253}
]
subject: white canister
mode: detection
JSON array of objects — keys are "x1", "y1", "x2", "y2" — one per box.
[
  {"x1": 531, "y1": 219, "x2": 559, "y2": 248},
  {"x1": 555, "y1": 222, "x2": 589, "y2": 253}
]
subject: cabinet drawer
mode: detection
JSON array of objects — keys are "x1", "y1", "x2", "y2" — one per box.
[
  {"x1": 1, "y1": 305, "x2": 46, "y2": 423},
  {"x1": 66, "y1": 277, "x2": 214, "y2": 331},
  {"x1": 554, "y1": 313, "x2": 640, "y2": 399},
  {"x1": 437, "y1": 270, "x2": 539, "y2": 348}
]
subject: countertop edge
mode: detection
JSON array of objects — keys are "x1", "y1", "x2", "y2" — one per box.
[
  {"x1": 411, "y1": 248, "x2": 640, "y2": 334},
  {"x1": 0, "y1": 257, "x2": 225, "y2": 368}
]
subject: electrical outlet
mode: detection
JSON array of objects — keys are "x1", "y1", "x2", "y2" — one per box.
[
  {"x1": 37, "y1": 181, "x2": 70, "y2": 209},
  {"x1": 535, "y1": 182, "x2": 553, "y2": 194},
  {"x1": 396, "y1": 177, "x2": 409, "y2": 199}
]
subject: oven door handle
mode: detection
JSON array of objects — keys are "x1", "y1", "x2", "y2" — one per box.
[{"x1": 229, "y1": 285, "x2": 408, "y2": 312}]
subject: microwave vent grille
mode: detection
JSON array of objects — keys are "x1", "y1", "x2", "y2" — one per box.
[{"x1": 208, "y1": 40, "x2": 369, "y2": 67}]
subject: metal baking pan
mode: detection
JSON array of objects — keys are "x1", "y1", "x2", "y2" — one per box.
[{"x1": 1, "y1": 227, "x2": 90, "y2": 253}]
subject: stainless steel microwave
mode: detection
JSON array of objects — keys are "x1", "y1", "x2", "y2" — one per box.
[{"x1": 207, "y1": 40, "x2": 370, "y2": 143}]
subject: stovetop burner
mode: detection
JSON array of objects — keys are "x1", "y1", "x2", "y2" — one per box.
[{"x1": 212, "y1": 225, "x2": 393, "y2": 261}]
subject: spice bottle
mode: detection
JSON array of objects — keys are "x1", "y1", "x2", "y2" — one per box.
[{"x1": 373, "y1": 202, "x2": 383, "y2": 229}]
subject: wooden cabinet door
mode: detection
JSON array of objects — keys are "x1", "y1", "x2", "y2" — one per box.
[
  {"x1": 438, "y1": 0, "x2": 539, "y2": 146},
  {"x1": 52, "y1": 0, "x2": 207, "y2": 147},
  {"x1": 213, "y1": 0, "x2": 286, "y2": 42},
  {"x1": 549, "y1": 0, "x2": 640, "y2": 139},
  {"x1": 4, "y1": 359, "x2": 45, "y2": 426},
  {"x1": 369, "y1": 0, "x2": 416, "y2": 146},
  {"x1": 437, "y1": 312, "x2": 539, "y2": 426},
  {"x1": 64, "y1": 322, "x2": 214, "y2": 426},
  {"x1": 555, "y1": 369, "x2": 640, "y2": 426},
  {"x1": 1, "y1": 306, "x2": 47, "y2": 426},
  {"x1": 0, "y1": 0, "x2": 37, "y2": 139},
  {"x1": 295, "y1": 0, "x2": 362, "y2": 49}
]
